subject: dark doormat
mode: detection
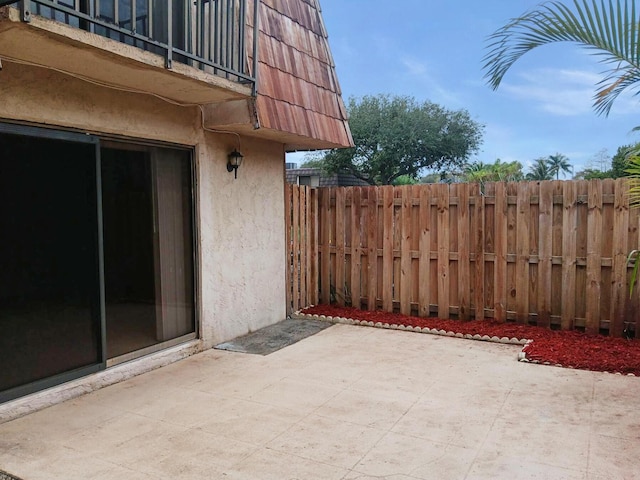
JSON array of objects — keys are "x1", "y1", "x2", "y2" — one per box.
[
  {"x1": 214, "y1": 317, "x2": 332, "y2": 355},
  {"x1": 0, "y1": 470, "x2": 22, "y2": 480}
]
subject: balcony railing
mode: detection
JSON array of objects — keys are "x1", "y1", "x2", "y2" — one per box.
[{"x1": 3, "y1": 0, "x2": 258, "y2": 90}]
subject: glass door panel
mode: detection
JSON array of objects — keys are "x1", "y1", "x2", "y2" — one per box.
[{"x1": 0, "y1": 129, "x2": 102, "y2": 398}]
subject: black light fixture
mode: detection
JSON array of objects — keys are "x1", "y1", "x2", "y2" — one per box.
[{"x1": 227, "y1": 149, "x2": 244, "y2": 179}]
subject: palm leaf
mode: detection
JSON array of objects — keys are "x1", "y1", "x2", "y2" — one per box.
[
  {"x1": 625, "y1": 152, "x2": 640, "y2": 207},
  {"x1": 483, "y1": 0, "x2": 640, "y2": 116}
]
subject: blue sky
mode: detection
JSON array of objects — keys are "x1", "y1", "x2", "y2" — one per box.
[{"x1": 288, "y1": 0, "x2": 640, "y2": 177}]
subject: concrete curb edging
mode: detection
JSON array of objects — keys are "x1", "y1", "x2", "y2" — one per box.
[{"x1": 291, "y1": 310, "x2": 638, "y2": 377}]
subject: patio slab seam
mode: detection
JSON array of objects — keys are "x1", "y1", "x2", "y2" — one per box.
[{"x1": 291, "y1": 311, "x2": 638, "y2": 377}]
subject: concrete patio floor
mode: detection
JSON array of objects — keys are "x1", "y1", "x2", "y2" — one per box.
[{"x1": 1, "y1": 323, "x2": 639, "y2": 480}]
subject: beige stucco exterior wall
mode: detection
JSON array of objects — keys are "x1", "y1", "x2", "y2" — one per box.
[{"x1": 0, "y1": 61, "x2": 287, "y2": 349}]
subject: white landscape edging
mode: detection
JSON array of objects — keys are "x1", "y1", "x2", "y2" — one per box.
[
  {"x1": 291, "y1": 310, "x2": 529, "y2": 347},
  {"x1": 292, "y1": 310, "x2": 638, "y2": 377}
]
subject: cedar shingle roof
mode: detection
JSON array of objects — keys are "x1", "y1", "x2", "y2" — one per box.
[{"x1": 248, "y1": 0, "x2": 353, "y2": 151}]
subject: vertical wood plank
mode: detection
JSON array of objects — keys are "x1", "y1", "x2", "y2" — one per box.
[
  {"x1": 419, "y1": 185, "x2": 431, "y2": 316},
  {"x1": 457, "y1": 184, "x2": 470, "y2": 320},
  {"x1": 437, "y1": 184, "x2": 450, "y2": 319},
  {"x1": 610, "y1": 178, "x2": 629, "y2": 337},
  {"x1": 494, "y1": 182, "x2": 507, "y2": 322},
  {"x1": 285, "y1": 185, "x2": 292, "y2": 314},
  {"x1": 382, "y1": 186, "x2": 394, "y2": 312},
  {"x1": 585, "y1": 180, "x2": 603, "y2": 334},
  {"x1": 367, "y1": 188, "x2": 379, "y2": 310},
  {"x1": 474, "y1": 188, "x2": 485, "y2": 321},
  {"x1": 400, "y1": 187, "x2": 412, "y2": 314},
  {"x1": 299, "y1": 186, "x2": 308, "y2": 308},
  {"x1": 515, "y1": 182, "x2": 530, "y2": 324},
  {"x1": 292, "y1": 185, "x2": 300, "y2": 313},
  {"x1": 350, "y1": 187, "x2": 362, "y2": 309},
  {"x1": 537, "y1": 181, "x2": 553, "y2": 328},
  {"x1": 320, "y1": 188, "x2": 331, "y2": 304},
  {"x1": 562, "y1": 181, "x2": 577, "y2": 330},
  {"x1": 309, "y1": 187, "x2": 319, "y2": 306},
  {"x1": 335, "y1": 188, "x2": 346, "y2": 306}
]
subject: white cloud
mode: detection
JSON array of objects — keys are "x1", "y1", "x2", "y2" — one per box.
[
  {"x1": 501, "y1": 68, "x2": 596, "y2": 116},
  {"x1": 500, "y1": 67, "x2": 640, "y2": 116},
  {"x1": 399, "y1": 55, "x2": 463, "y2": 107}
]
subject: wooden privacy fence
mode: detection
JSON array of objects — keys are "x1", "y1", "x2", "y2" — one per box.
[{"x1": 286, "y1": 180, "x2": 640, "y2": 336}]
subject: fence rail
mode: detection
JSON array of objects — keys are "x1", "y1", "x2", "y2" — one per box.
[{"x1": 286, "y1": 180, "x2": 640, "y2": 336}]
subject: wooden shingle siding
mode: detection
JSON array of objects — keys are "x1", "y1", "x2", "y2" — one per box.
[{"x1": 248, "y1": 0, "x2": 353, "y2": 150}]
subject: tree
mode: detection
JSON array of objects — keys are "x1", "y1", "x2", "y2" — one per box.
[
  {"x1": 611, "y1": 144, "x2": 640, "y2": 177},
  {"x1": 320, "y1": 95, "x2": 484, "y2": 186},
  {"x1": 573, "y1": 167, "x2": 614, "y2": 180},
  {"x1": 546, "y1": 153, "x2": 572, "y2": 180},
  {"x1": 483, "y1": 0, "x2": 640, "y2": 117},
  {"x1": 461, "y1": 159, "x2": 524, "y2": 183},
  {"x1": 573, "y1": 144, "x2": 640, "y2": 178},
  {"x1": 526, "y1": 158, "x2": 555, "y2": 180}
]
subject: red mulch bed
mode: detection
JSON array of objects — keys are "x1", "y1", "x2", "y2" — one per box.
[{"x1": 301, "y1": 305, "x2": 640, "y2": 376}]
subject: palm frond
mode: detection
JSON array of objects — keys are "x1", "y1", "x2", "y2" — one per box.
[
  {"x1": 625, "y1": 152, "x2": 640, "y2": 207},
  {"x1": 484, "y1": 0, "x2": 640, "y2": 116}
]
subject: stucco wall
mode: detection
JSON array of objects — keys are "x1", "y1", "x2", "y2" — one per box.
[{"x1": 0, "y1": 61, "x2": 287, "y2": 348}]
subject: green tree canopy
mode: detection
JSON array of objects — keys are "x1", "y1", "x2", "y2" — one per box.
[{"x1": 319, "y1": 94, "x2": 484, "y2": 186}]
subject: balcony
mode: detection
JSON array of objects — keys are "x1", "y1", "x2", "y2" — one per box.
[{"x1": 0, "y1": 0, "x2": 257, "y2": 104}]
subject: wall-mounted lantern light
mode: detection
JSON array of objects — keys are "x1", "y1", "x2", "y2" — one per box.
[{"x1": 226, "y1": 150, "x2": 244, "y2": 179}]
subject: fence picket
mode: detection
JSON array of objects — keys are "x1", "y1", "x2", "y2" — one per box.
[
  {"x1": 474, "y1": 187, "x2": 485, "y2": 321},
  {"x1": 436, "y1": 184, "x2": 450, "y2": 319},
  {"x1": 457, "y1": 184, "x2": 470, "y2": 320},
  {"x1": 285, "y1": 185, "x2": 293, "y2": 314},
  {"x1": 586, "y1": 180, "x2": 603, "y2": 335},
  {"x1": 515, "y1": 182, "x2": 530, "y2": 324},
  {"x1": 309, "y1": 188, "x2": 319, "y2": 306},
  {"x1": 418, "y1": 185, "x2": 431, "y2": 316},
  {"x1": 320, "y1": 188, "x2": 331, "y2": 305},
  {"x1": 335, "y1": 188, "x2": 346, "y2": 306},
  {"x1": 400, "y1": 187, "x2": 412, "y2": 315},
  {"x1": 538, "y1": 181, "x2": 553, "y2": 328},
  {"x1": 367, "y1": 188, "x2": 379, "y2": 310},
  {"x1": 610, "y1": 179, "x2": 629, "y2": 337},
  {"x1": 350, "y1": 187, "x2": 362, "y2": 309},
  {"x1": 382, "y1": 186, "x2": 394, "y2": 312},
  {"x1": 494, "y1": 182, "x2": 507, "y2": 322}
]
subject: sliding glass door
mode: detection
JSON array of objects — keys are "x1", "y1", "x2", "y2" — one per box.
[{"x1": 0, "y1": 124, "x2": 195, "y2": 402}]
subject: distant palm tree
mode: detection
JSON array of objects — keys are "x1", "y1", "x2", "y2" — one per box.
[
  {"x1": 526, "y1": 158, "x2": 554, "y2": 181},
  {"x1": 546, "y1": 153, "x2": 572, "y2": 180}
]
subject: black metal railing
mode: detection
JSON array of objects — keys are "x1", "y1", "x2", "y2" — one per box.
[{"x1": 4, "y1": 0, "x2": 258, "y2": 90}]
